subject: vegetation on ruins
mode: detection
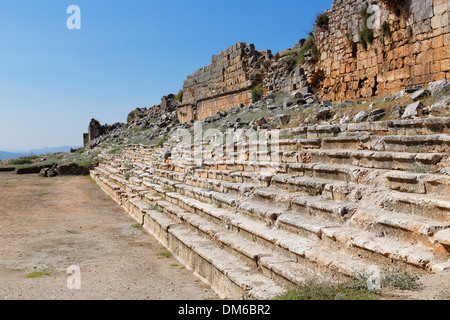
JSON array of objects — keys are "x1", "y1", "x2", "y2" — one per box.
[
  {"x1": 275, "y1": 268, "x2": 421, "y2": 300},
  {"x1": 285, "y1": 36, "x2": 320, "y2": 68},
  {"x1": 251, "y1": 83, "x2": 264, "y2": 103},
  {"x1": 127, "y1": 109, "x2": 139, "y2": 124},
  {"x1": 175, "y1": 90, "x2": 184, "y2": 103},
  {"x1": 156, "y1": 137, "x2": 168, "y2": 148},
  {"x1": 314, "y1": 12, "x2": 329, "y2": 30},
  {"x1": 8, "y1": 157, "x2": 37, "y2": 165},
  {"x1": 359, "y1": 5, "x2": 374, "y2": 50},
  {"x1": 27, "y1": 271, "x2": 51, "y2": 278},
  {"x1": 157, "y1": 250, "x2": 173, "y2": 259}
]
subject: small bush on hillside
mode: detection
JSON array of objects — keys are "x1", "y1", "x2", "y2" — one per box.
[
  {"x1": 9, "y1": 156, "x2": 37, "y2": 165},
  {"x1": 175, "y1": 90, "x2": 183, "y2": 103},
  {"x1": 315, "y1": 12, "x2": 329, "y2": 30},
  {"x1": 127, "y1": 110, "x2": 138, "y2": 124},
  {"x1": 286, "y1": 36, "x2": 320, "y2": 68},
  {"x1": 156, "y1": 137, "x2": 168, "y2": 148},
  {"x1": 359, "y1": 5, "x2": 374, "y2": 50},
  {"x1": 251, "y1": 83, "x2": 264, "y2": 103}
]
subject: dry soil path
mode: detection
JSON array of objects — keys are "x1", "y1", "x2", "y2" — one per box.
[{"x1": 0, "y1": 172, "x2": 219, "y2": 300}]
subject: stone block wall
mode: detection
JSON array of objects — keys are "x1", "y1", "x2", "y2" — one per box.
[
  {"x1": 174, "y1": 0, "x2": 448, "y2": 124},
  {"x1": 313, "y1": 0, "x2": 449, "y2": 101},
  {"x1": 178, "y1": 42, "x2": 265, "y2": 122}
]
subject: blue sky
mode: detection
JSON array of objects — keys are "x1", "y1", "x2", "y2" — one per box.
[{"x1": 0, "y1": 0, "x2": 333, "y2": 151}]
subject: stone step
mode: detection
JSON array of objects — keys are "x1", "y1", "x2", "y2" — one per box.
[
  {"x1": 136, "y1": 162, "x2": 450, "y2": 230},
  {"x1": 281, "y1": 118, "x2": 450, "y2": 139},
  {"x1": 380, "y1": 134, "x2": 450, "y2": 153},
  {"x1": 170, "y1": 133, "x2": 450, "y2": 158},
  {"x1": 349, "y1": 208, "x2": 450, "y2": 251},
  {"x1": 93, "y1": 170, "x2": 287, "y2": 299},
  {"x1": 383, "y1": 193, "x2": 450, "y2": 222},
  {"x1": 132, "y1": 171, "x2": 446, "y2": 272},
  {"x1": 385, "y1": 172, "x2": 450, "y2": 196},
  {"x1": 132, "y1": 198, "x2": 287, "y2": 299},
  {"x1": 103, "y1": 161, "x2": 450, "y2": 229},
  {"x1": 304, "y1": 149, "x2": 447, "y2": 172},
  {"x1": 157, "y1": 188, "x2": 374, "y2": 279},
  {"x1": 146, "y1": 198, "x2": 323, "y2": 289},
  {"x1": 122, "y1": 175, "x2": 377, "y2": 278}
]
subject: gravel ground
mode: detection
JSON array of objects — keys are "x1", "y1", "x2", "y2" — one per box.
[{"x1": 0, "y1": 172, "x2": 219, "y2": 300}]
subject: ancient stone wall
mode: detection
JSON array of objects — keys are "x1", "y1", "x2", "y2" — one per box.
[
  {"x1": 178, "y1": 42, "x2": 266, "y2": 122},
  {"x1": 312, "y1": 0, "x2": 449, "y2": 101},
  {"x1": 163, "y1": 0, "x2": 449, "y2": 125}
]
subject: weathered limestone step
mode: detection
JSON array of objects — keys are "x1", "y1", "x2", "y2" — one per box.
[
  {"x1": 303, "y1": 149, "x2": 447, "y2": 171},
  {"x1": 145, "y1": 198, "x2": 321, "y2": 289},
  {"x1": 319, "y1": 226, "x2": 443, "y2": 272},
  {"x1": 281, "y1": 118, "x2": 450, "y2": 139},
  {"x1": 181, "y1": 159, "x2": 449, "y2": 197},
  {"x1": 158, "y1": 177, "x2": 442, "y2": 272},
  {"x1": 127, "y1": 193, "x2": 286, "y2": 299},
  {"x1": 92, "y1": 174, "x2": 286, "y2": 299},
  {"x1": 350, "y1": 208, "x2": 450, "y2": 251},
  {"x1": 272, "y1": 174, "x2": 357, "y2": 201},
  {"x1": 128, "y1": 165, "x2": 450, "y2": 257},
  {"x1": 383, "y1": 193, "x2": 450, "y2": 222},
  {"x1": 168, "y1": 226, "x2": 286, "y2": 299},
  {"x1": 133, "y1": 176, "x2": 374, "y2": 279},
  {"x1": 287, "y1": 163, "x2": 372, "y2": 185},
  {"x1": 141, "y1": 169, "x2": 251, "y2": 204},
  {"x1": 380, "y1": 134, "x2": 450, "y2": 153},
  {"x1": 386, "y1": 172, "x2": 450, "y2": 196}
]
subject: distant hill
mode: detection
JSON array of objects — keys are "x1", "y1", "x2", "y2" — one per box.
[
  {"x1": 30, "y1": 146, "x2": 77, "y2": 156},
  {"x1": 0, "y1": 151, "x2": 26, "y2": 160},
  {"x1": 0, "y1": 146, "x2": 80, "y2": 160}
]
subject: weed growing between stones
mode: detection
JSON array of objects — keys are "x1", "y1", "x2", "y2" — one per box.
[
  {"x1": 27, "y1": 271, "x2": 51, "y2": 278},
  {"x1": 157, "y1": 251, "x2": 173, "y2": 259}
]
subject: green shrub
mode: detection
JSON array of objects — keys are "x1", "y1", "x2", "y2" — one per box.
[
  {"x1": 251, "y1": 83, "x2": 264, "y2": 103},
  {"x1": 275, "y1": 279, "x2": 378, "y2": 300},
  {"x1": 9, "y1": 157, "x2": 35, "y2": 165},
  {"x1": 157, "y1": 250, "x2": 173, "y2": 259},
  {"x1": 156, "y1": 137, "x2": 168, "y2": 148},
  {"x1": 315, "y1": 12, "x2": 329, "y2": 29},
  {"x1": 297, "y1": 36, "x2": 319, "y2": 66},
  {"x1": 359, "y1": 5, "x2": 374, "y2": 50},
  {"x1": 127, "y1": 110, "x2": 138, "y2": 124},
  {"x1": 175, "y1": 90, "x2": 183, "y2": 103},
  {"x1": 381, "y1": 268, "x2": 420, "y2": 291}
]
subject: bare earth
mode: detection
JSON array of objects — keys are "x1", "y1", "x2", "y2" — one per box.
[{"x1": 0, "y1": 172, "x2": 219, "y2": 300}]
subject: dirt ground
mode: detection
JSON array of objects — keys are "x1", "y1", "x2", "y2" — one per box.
[
  {"x1": 1, "y1": 172, "x2": 448, "y2": 301},
  {"x1": 0, "y1": 172, "x2": 219, "y2": 300}
]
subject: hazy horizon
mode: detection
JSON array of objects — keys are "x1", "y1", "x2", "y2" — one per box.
[{"x1": 0, "y1": 0, "x2": 334, "y2": 151}]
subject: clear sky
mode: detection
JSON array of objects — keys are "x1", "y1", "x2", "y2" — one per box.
[{"x1": 0, "y1": 0, "x2": 334, "y2": 151}]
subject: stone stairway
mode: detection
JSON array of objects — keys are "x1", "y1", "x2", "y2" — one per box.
[{"x1": 90, "y1": 117, "x2": 450, "y2": 299}]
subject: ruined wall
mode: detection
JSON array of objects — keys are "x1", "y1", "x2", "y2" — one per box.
[
  {"x1": 178, "y1": 42, "x2": 266, "y2": 122},
  {"x1": 312, "y1": 0, "x2": 449, "y2": 101},
  {"x1": 173, "y1": 0, "x2": 448, "y2": 124}
]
